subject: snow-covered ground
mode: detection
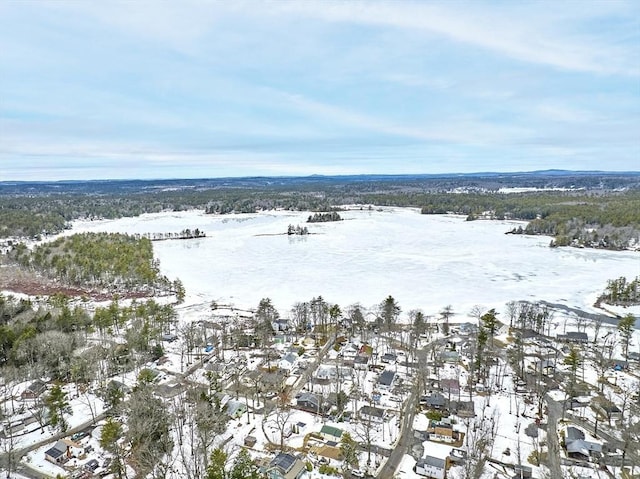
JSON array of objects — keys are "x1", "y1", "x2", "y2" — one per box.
[{"x1": 61, "y1": 207, "x2": 639, "y2": 321}]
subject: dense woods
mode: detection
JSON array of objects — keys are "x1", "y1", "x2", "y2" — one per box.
[{"x1": 8, "y1": 232, "x2": 171, "y2": 294}]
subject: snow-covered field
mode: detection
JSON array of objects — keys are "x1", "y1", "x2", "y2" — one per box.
[{"x1": 65, "y1": 207, "x2": 639, "y2": 319}]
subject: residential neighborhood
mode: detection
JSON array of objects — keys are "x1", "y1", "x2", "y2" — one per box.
[{"x1": 1, "y1": 293, "x2": 639, "y2": 479}]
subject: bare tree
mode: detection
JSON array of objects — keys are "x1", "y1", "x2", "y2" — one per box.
[
  {"x1": 460, "y1": 411, "x2": 499, "y2": 479},
  {"x1": 261, "y1": 398, "x2": 294, "y2": 451}
]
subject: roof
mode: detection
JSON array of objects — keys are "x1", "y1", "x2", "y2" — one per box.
[
  {"x1": 566, "y1": 440, "x2": 590, "y2": 457},
  {"x1": 270, "y1": 453, "x2": 297, "y2": 473},
  {"x1": 226, "y1": 399, "x2": 246, "y2": 416},
  {"x1": 424, "y1": 393, "x2": 446, "y2": 406},
  {"x1": 45, "y1": 440, "x2": 67, "y2": 458},
  {"x1": 281, "y1": 352, "x2": 298, "y2": 364},
  {"x1": 566, "y1": 426, "x2": 585, "y2": 442},
  {"x1": 360, "y1": 405, "x2": 385, "y2": 418},
  {"x1": 297, "y1": 392, "x2": 318, "y2": 404},
  {"x1": 27, "y1": 379, "x2": 46, "y2": 392},
  {"x1": 378, "y1": 370, "x2": 395, "y2": 386},
  {"x1": 320, "y1": 425, "x2": 343, "y2": 439},
  {"x1": 417, "y1": 455, "x2": 446, "y2": 469},
  {"x1": 440, "y1": 378, "x2": 460, "y2": 390},
  {"x1": 354, "y1": 355, "x2": 369, "y2": 364}
]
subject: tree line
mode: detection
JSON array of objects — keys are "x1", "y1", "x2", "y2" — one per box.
[{"x1": 2, "y1": 176, "x2": 639, "y2": 252}]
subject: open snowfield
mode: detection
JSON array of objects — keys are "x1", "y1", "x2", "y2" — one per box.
[{"x1": 65, "y1": 208, "x2": 639, "y2": 320}]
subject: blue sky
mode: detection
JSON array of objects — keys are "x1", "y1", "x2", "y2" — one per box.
[{"x1": 1, "y1": 1, "x2": 638, "y2": 181}]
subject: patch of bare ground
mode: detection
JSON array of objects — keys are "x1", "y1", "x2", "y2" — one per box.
[{"x1": 0, "y1": 256, "x2": 148, "y2": 301}]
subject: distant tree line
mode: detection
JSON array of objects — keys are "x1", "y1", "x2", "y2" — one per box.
[{"x1": 1, "y1": 176, "x2": 639, "y2": 250}]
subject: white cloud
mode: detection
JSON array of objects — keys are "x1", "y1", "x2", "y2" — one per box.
[{"x1": 265, "y1": 1, "x2": 639, "y2": 76}]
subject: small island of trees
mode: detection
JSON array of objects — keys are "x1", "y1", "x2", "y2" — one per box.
[
  {"x1": 307, "y1": 212, "x2": 342, "y2": 223},
  {"x1": 287, "y1": 225, "x2": 309, "y2": 235},
  {"x1": 599, "y1": 276, "x2": 640, "y2": 306}
]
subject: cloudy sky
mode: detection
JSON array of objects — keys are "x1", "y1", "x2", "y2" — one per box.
[{"x1": 1, "y1": 1, "x2": 638, "y2": 181}]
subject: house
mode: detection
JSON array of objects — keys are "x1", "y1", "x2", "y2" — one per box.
[
  {"x1": 278, "y1": 352, "x2": 298, "y2": 372},
  {"x1": 564, "y1": 426, "x2": 602, "y2": 459},
  {"x1": 44, "y1": 439, "x2": 81, "y2": 465},
  {"x1": 458, "y1": 322, "x2": 478, "y2": 335},
  {"x1": 439, "y1": 379, "x2": 460, "y2": 397},
  {"x1": 421, "y1": 393, "x2": 447, "y2": 410},
  {"x1": 225, "y1": 399, "x2": 247, "y2": 419},
  {"x1": 440, "y1": 351, "x2": 460, "y2": 364},
  {"x1": 45, "y1": 440, "x2": 71, "y2": 464},
  {"x1": 106, "y1": 379, "x2": 131, "y2": 395},
  {"x1": 378, "y1": 370, "x2": 396, "y2": 389},
  {"x1": 359, "y1": 405, "x2": 386, "y2": 423},
  {"x1": 297, "y1": 392, "x2": 322, "y2": 413},
  {"x1": 272, "y1": 318, "x2": 290, "y2": 332},
  {"x1": 557, "y1": 331, "x2": 588, "y2": 343},
  {"x1": 449, "y1": 400, "x2": 475, "y2": 418},
  {"x1": 381, "y1": 352, "x2": 397, "y2": 363},
  {"x1": 598, "y1": 401, "x2": 622, "y2": 421},
  {"x1": 353, "y1": 355, "x2": 370, "y2": 370},
  {"x1": 430, "y1": 420, "x2": 456, "y2": 443},
  {"x1": 415, "y1": 455, "x2": 446, "y2": 479},
  {"x1": 265, "y1": 452, "x2": 306, "y2": 479},
  {"x1": 320, "y1": 425, "x2": 343, "y2": 442},
  {"x1": 22, "y1": 380, "x2": 47, "y2": 400},
  {"x1": 315, "y1": 366, "x2": 335, "y2": 381}
]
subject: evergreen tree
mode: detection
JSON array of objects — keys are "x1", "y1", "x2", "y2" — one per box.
[
  {"x1": 229, "y1": 449, "x2": 259, "y2": 479},
  {"x1": 618, "y1": 313, "x2": 636, "y2": 360},
  {"x1": 340, "y1": 432, "x2": 359, "y2": 469},
  {"x1": 45, "y1": 384, "x2": 70, "y2": 432},
  {"x1": 206, "y1": 448, "x2": 228, "y2": 479}
]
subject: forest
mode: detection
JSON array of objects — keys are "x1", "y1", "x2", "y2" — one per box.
[
  {"x1": 7, "y1": 232, "x2": 174, "y2": 295},
  {"x1": 1, "y1": 172, "x2": 639, "y2": 250}
]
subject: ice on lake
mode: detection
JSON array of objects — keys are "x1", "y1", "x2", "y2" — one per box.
[{"x1": 69, "y1": 207, "x2": 639, "y2": 317}]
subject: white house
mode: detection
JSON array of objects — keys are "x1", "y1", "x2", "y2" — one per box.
[
  {"x1": 416, "y1": 455, "x2": 446, "y2": 479},
  {"x1": 565, "y1": 426, "x2": 602, "y2": 459},
  {"x1": 278, "y1": 352, "x2": 298, "y2": 372}
]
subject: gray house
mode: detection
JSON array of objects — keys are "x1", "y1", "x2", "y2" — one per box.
[{"x1": 378, "y1": 370, "x2": 396, "y2": 389}]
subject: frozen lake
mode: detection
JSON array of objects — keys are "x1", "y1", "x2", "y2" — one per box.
[{"x1": 68, "y1": 208, "x2": 639, "y2": 319}]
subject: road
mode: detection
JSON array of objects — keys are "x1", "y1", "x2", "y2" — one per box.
[
  {"x1": 375, "y1": 386, "x2": 418, "y2": 479},
  {"x1": 543, "y1": 394, "x2": 564, "y2": 479}
]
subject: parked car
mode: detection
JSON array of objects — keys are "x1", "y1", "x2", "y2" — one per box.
[
  {"x1": 84, "y1": 459, "x2": 99, "y2": 472},
  {"x1": 71, "y1": 431, "x2": 88, "y2": 441},
  {"x1": 351, "y1": 469, "x2": 365, "y2": 478}
]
